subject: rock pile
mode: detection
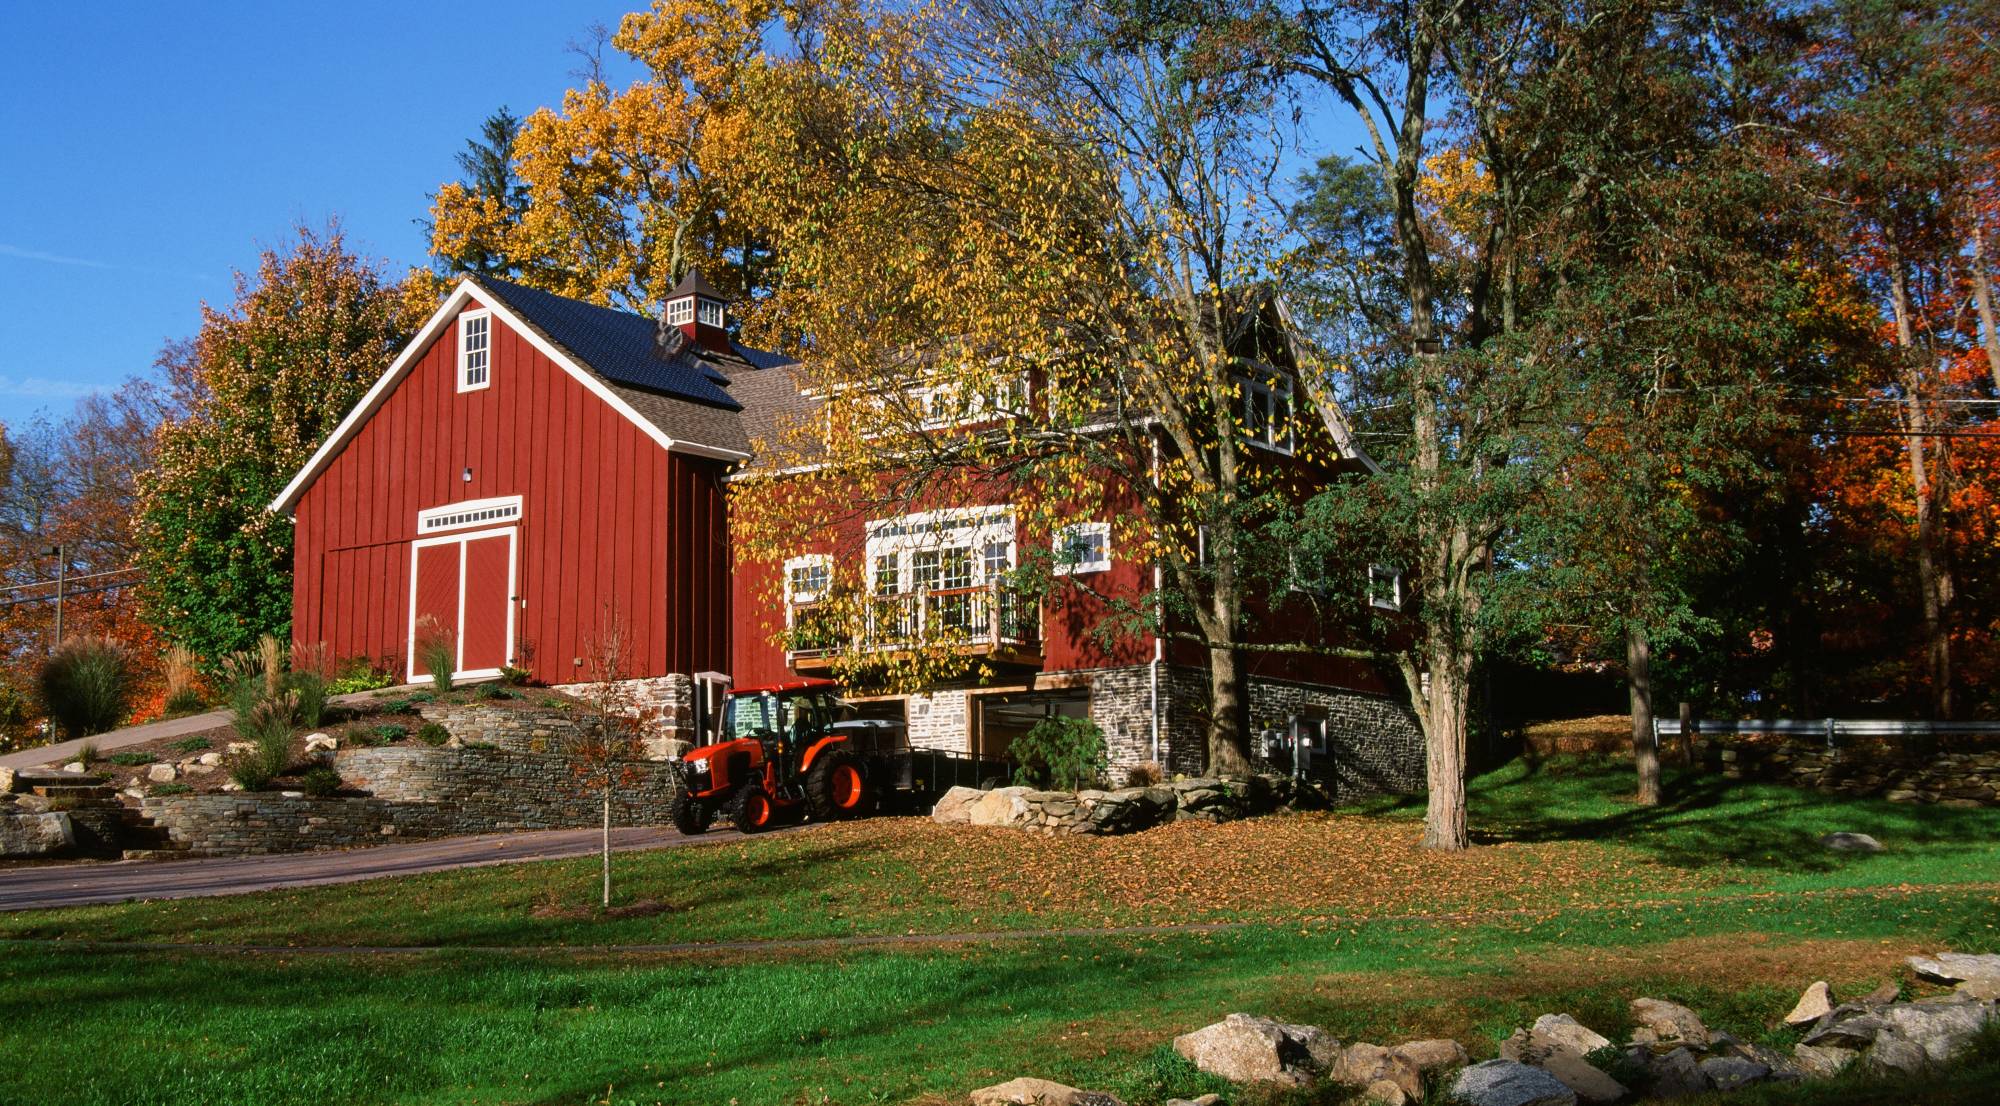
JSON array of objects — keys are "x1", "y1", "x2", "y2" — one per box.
[
  {"x1": 932, "y1": 776, "x2": 1301, "y2": 835},
  {"x1": 964, "y1": 953, "x2": 2000, "y2": 1106}
]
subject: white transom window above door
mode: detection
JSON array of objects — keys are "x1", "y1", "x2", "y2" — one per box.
[{"x1": 864, "y1": 507, "x2": 1015, "y2": 595}]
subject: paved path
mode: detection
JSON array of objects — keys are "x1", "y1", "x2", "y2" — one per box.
[
  {"x1": 0, "y1": 824, "x2": 788, "y2": 912},
  {"x1": 0, "y1": 684, "x2": 432, "y2": 772}
]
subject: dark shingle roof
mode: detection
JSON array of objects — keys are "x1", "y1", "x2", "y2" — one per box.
[
  {"x1": 470, "y1": 276, "x2": 806, "y2": 457},
  {"x1": 473, "y1": 277, "x2": 741, "y2": 409}
]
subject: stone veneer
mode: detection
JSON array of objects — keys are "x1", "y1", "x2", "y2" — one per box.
[
  {"x1": 554, "y1": 674, "x2": 695, "y2": 745},
  {"x1": 872, "y1": 663, "x2": 1425, "y2": 802},
  {"x1": 1697, "y1": 735, "x2": 2000, "y2": 807}
]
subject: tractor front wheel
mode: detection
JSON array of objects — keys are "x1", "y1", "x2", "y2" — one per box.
[
  {"x1": 727, "y1": 784, "x2": 775, "y2": 834},
  {"x1": 668, "y1": 776, "x2": 712, "y2": 836},
  {"x1": 805, "y1": 749, "x2": 872, "y2": 822}
]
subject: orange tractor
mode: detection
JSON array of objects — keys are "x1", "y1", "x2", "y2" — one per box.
[{"x1": 669, "y1": 679, "x2": 910, "y2": 834}]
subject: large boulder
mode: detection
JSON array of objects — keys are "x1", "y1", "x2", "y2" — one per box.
[
  {"x1": 1802, "y1": 1006, "x2": 1890, "y2": 1050},
  {"x1": 1698, "y1": 1055, "x2": 1769, "y2": 1092},
  {"x1": 1784, "y1": 982, "x2": 1834, "y2": 1027},
  {"x1": 1907, "y1": 952, "x2": 2000, "y2": 986},
  {"x1": 932, "y1": 786, "x2": 985, "y2": 825},
  {"x1": 1529, "y1": 1015, "x2": 1610, "y2": 1057},
  {"x1": 968, "y1": 1078, "x2": 1125, "y2": 1106},
  {"x1": 1446, "y1": 1059, "x2": 1576, "y2": 1106},
  {"x1": 1329, "y1": 1043, "x2": 1422, "y2": 1102},
  {"x1": 1393, "y1": 1039, "x2": 1471, "y2": 1073},
  {"x1": 1881, "y1": 1000, "x2": 1995, "y2": 1063},
  {"x1": 1172, "y1": 1013, "x2": 1338, "y2": 1085},
  {"x1": 0, "y1": 811, "x2": 74, "y2": 856},
  {"x1": 968, "y1": 787, "x2": 1036, "y2": 828},
  {"x1": 1792, "y1": 1043, "x2": 1859, "y2": 1079},
  {"x1": 1629, "y1": 998, "x2": 1711, "y2": 1048},
  {"x1": 1818, "y1": 831, "x2": 1883, "y2": 852}
]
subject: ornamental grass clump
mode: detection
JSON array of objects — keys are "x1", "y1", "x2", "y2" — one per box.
[
  {"x1": 289, "y1": 641, "x2": 334, "y2": 728},
  {"x1": 161, "y1": 644, "x2": 205, "y2": 717},
  {"x1": 415, "y1": 616, "x2": 456, "y2": 692},
  {"x1": 1010, "y1": 716, "x2": 1109, "y2": 792},
  {"x1": 229, "y1": 690, "x2": 298, "y2": 791},
  {"x1": 38, "y1": 636, "x2": 135, "y2": 739}
]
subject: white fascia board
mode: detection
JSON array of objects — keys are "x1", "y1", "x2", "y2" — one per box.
[{"x1": 268, "y1": 278, "x2": 749, "y2": 517}]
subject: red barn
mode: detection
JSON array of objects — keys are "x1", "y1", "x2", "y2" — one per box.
[{"x1": 273, "y1": 274, "x2": 1425, "y2": 794}]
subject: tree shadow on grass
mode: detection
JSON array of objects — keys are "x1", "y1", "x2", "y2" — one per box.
[{"x1": 1348, "y1": 756, "x2": 2000, "y2": 872}]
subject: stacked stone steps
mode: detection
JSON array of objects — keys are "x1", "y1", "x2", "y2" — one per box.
[
  {"x1": 2, "y1": 767, "x2": 183, "y2": 858},
  {"x1": 116, "y1": 805, "x2": 181, "y2": 859}
]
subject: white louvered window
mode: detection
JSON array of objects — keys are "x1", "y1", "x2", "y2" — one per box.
[{"x1": 419, "y1": 496, "x2": 522, "y2": 534}]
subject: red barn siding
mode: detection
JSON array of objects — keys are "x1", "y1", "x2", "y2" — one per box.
[{"x1": 290, "y1": 296, "x2": 731, "y2": 682}]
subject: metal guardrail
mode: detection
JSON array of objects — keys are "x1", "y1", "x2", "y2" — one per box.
[{"x1": 1655, "y1": 717, "x2": 2000, "y2": 749}]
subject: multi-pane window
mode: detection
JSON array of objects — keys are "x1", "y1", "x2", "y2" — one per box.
[
  {"x1": 1237, "y1": 370, "x2": 1294, "y2": 453},
  {"x1": 785, "y1": 555, "x2": 832, "y2": 603},
  {"x1": 666, "y1": 298, "x2": 695, "y2": 325},
  {"x1": 982, "y1": 540, "x2": 1012, "y2": 582},
  {"x1": 697, "y1": 298, "x2": 725, "y2": 327},
  {"x1": 873, "y1": 553, "x2": 901, "y2": 594},
  {"x1": 1054, "y1": 522, "x2": 1112, "y2": 575},
  {"x1": 1368, "y1": 565, "x2": 1405, "y2": 610},
  {"x1": 459, "y1": 313, "x2": 490, "y2": 391}
]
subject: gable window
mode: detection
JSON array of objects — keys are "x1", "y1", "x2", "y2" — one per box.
[
  {"x1": 1237, "y1": 369, "x2": 1294, "y2": 453},
  {"x1": 785, "y1": 554, "x2": 832, "y2": 604},
  {"x1": 458, "y1": 311, "x2": 491, "y2": 392},
  {"x1": 1054, "y1": 522, "x2": 1112, "y2": 575},
  {"x1": 1368, "y1": 565, "x2": 1405, "y2": 610}
]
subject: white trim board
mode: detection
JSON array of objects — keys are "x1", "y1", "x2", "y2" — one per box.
[{"x1": 268, "y1": 278, "x2": 750, "y2": 516}]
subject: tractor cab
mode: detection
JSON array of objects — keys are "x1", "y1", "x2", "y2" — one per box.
[{"x1": 721, "y1": 680, "x2": 842, "y2": 772}]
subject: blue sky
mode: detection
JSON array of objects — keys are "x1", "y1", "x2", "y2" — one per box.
[{"x1": 0, "y1": 1, "x2": 640, "y2": 428}]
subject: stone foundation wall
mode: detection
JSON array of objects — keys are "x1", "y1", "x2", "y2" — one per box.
[
  {"x1": 1246, "y1": 676, "x2": 1427, "y2": 802},
  {"x1": 1697, "y1": 736, "x2": 2000, "y2": 807},
  {"x1": 554, "y1": 674, "x2": 695, "y2": 742},
  {"x1": 415, "y1": 703, "x2": 599, "y2": 754},
  {"x1": 141, "y1": 745, "x2": 683, "y2": 856}
]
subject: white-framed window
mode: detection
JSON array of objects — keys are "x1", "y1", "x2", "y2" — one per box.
[
  {"x1": 418, "y1": 495, "x2": 522, "y2": 534},
  {"x1": 784, "y1": 554, "x2": 833, "y2": 604},
  {"x1": 865, "y1": 507, "x2": 1016, "y2": 593},
  {"x1": 697, "y1": 298, "x2": 725, "y2": 327},
  {"x1": 666, "y1": 298, "x2": 695, "y2": 326},
  {"x1": 1237, "y1": 369, "x2": 1294, "y2": 453},
  {"x1": 1054, "y1": 522, "x2": 1112, "y2": 575},
  {"x1": 1289, "y1": 549, "x2": 1336, "y2": 596},
  {"x1": 1368, "y1": 564, "x2": 1405, "y2": 610},
  {"x1": 458, "y1": 311, "x2": 492, "y2": 392}
]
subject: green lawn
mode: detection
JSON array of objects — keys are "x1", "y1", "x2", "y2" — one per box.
[{"x1": 1, "y1": 761, "x2": 1995, "y2": 1105}]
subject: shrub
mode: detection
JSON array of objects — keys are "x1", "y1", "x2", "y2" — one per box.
[
  {"x1": 328, "y1": 670, "x2": 395, "y2": 696},
  {"x1": 168, "y1": 736, "x2": 212, "y2": 754},
  {"x1": 300, "y1": 765, "x2": 342, "y2": 797},
  {"x1": 1010, "y1": 716, "x2": 1109, "y2": 791},
  {"x1": 500, "y1": 665, "x2": 533, "y2": 686},
  {"x1": 163, "y1": 686, "x2": 208, "y2": 717},
  {"x1": 37, "y1": 636, "x2": 135, "y2": 739},
  {"x1": 149, "y1": 781, "x2": 192, "y2": 797},
  {"x1": 415, "y1": 616, "x2": 455, "y2": 692},
  {"x1": 1124, "y1": 761, "x2": 1164, "y2": 788},
  {"x1": 0, "y1": 683, "x2": 33, "y2": 753},
  {"x1": 415, "y1": 722, "x2": 450, "y2": 747},
  {"x1": 345, "y1": 727, "x2": 388, "y2": 748},
  {"x1": 109, "y1": 751, "x2": 155, "y2": 767},
  {"x1": 373, "y1": 724, "x2": 409, "y2": 742},
  {"x1": 474, "y1": 682, "x2": 507, "y2": 701}
]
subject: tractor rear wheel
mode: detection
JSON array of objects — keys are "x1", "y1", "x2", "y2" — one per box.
[
  {"x1": 727, "y1": 784, "x2": 775, "y2": 834},
  {"x1": 668, "y1": 776, "x2": 711, "y2": 836},
  {"x1": 805, "y1": 749, "x2": 872, "y2": 822}
]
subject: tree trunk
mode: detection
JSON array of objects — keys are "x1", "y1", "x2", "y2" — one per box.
[
  {"x1": 601, "y1": 783, "x2": 612, "y2": 908},
  {"x1": 1887, "y1": 255, "x2": 1954, "y2": 719},
  {"x1": 1419, "y1": 629, "x2": 1472, "y2": 851},
  {"x1": 1971, "y1": 227, "x2": 2000, "y2": 394},
  {"x1": 1627, "y1": 622, "x2": 1659, "y2": 806},
  {"x1": 1206, "y1": 644, "x2": 1252, "y2": 777}
]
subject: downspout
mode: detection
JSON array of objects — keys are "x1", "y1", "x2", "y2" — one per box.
[{"x1": 1149, "y1": 436, "x2": 1163, "y2": 767}]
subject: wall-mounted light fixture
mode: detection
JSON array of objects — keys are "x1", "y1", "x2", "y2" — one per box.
[{"x1": 462, "y1": 467, "x2": 473, "y2": 483}]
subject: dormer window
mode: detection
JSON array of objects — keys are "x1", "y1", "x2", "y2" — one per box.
[{"x1": 458, "y1": 310, "x2": 491, "y2": 392}]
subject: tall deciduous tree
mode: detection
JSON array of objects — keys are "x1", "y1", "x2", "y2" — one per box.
[{"x1": 134, "y1": 226, "x2": 416, "y2": 665}]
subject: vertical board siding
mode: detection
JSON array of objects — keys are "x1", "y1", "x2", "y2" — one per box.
[{"x1": 289, "y1": 295, "x2": 730, "y2": 682}]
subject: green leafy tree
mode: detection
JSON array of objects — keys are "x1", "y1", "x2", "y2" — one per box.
[{"x1": 134, "y1": 225, "x2": 416, "y2": 665}]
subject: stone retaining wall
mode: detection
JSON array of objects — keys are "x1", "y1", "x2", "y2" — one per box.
[
  {"x1": 1697, "y1": 735, "x2": 2000, "y2": 807},
  {"x1": 141, "y1": 745, "x2": 682, "y2": 856},
  {"x1": 414, "y1": 702, "x2": 599, "y2": 755}
]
